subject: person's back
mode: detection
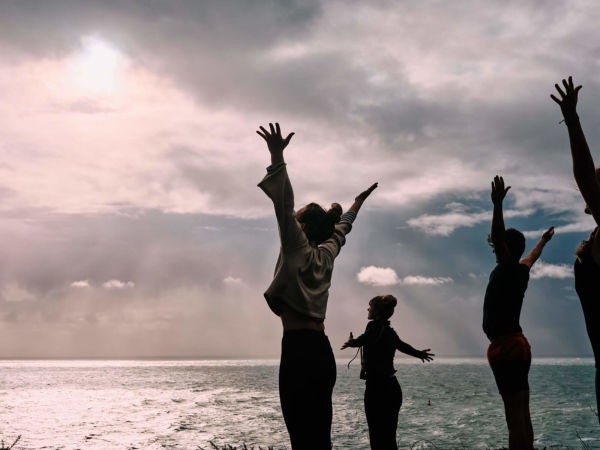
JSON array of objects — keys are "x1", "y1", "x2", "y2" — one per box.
[
  {"x1": 360, "y1": 320, "x2": 398, "y2": 379},
  {"x1": 256, "y1": 122, "x2": 377, "y2": 449},
  {"x1": 484, "y1": 175, "x2": 554, "y2": 450},
  {"x1": 482, "y1": 261, "x2": 530, "y2": 340}
]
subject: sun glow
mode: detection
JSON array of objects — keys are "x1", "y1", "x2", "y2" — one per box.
[{"x1": 70, "y1": 37, "x2": 123, "y2": 94}]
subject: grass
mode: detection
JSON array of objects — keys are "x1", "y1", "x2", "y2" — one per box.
[
  {"x1": 197, "y1": 443, "x2": 281, "y2": 450},
  {"x1": 0, "y1": 436, "x2": 20, "y2": 450}
]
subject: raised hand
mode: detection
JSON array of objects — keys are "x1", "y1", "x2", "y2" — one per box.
[
  {"x1": 349, "y1": 183, "x2": 378, "y2": 214},
  {"x1": 256, "y1": 122, "x2": 295, "y2": 155},
  {"x1": 551, "y1": 76, "x2": 582, "y2": 119},
  {"x1": 491, "y1": 175, "x2": 510, "y2": 205},
  {"x1": 340, "y1": 332, "x2": 354, "y2": 350},
  {"x1": 355, "y1": 183, "x2": 378, "y2": 204},
  {"x1": 418, "y1": 349, "x2": 434, "y2": 363},
  {"x1": 542, "y1": 226, "x2": 555, "y2": 242}
]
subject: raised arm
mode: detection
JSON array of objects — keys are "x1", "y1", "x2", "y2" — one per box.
[
  {"x1": 319, "y1": 182, "x2": 378, "y2": 259},
  {"x1": 490, "y1": 175, "x2": 511, "y2": 263},
  {"x1": 349, "y1": 183, "x2": 378, "y2": 215},
  {"x1": 257, "y1": 123, "x2": 306, "y2": 252},
  {"x1": 520, "y1": 226, "x2": 554, "y2": 268},
  {"x1": 551, "y1": 77, "x2": 600, "y2": 226}
]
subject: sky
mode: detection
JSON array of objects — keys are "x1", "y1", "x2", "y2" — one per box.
[{"x1": 0, "y1": 0, "x2": 598, "y2": 357}]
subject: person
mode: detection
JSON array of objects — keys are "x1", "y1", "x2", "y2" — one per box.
[
  {"x1": 257, "y1": 122, "x2": 377, "y2": 449},
  {"x1": 341, "y1": 295, "x2": 434, "y2": 450},
  {"x1": 552, "y1": 76, "x2": 600, "y2": 422},
  {"x1": 484, "y1": 175, "x2": 554, "y2": 449}
]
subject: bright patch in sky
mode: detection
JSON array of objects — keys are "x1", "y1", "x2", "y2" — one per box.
[{"x1": 70, "y1": 36, "x2": 122, "y2": 94}]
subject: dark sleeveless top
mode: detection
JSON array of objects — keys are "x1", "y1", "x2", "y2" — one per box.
[
  {"x1": 482, "y1": 261, "x2": 530, "y2": 340},
  {"x1": 575, "y1": 227, "x2": 600, "y2": 364}
]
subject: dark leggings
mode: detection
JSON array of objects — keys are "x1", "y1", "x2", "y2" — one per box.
[
  {"x1": 279, "y1": 329, "x2": 336, "y2": 449},
  {"x1": 596, "y1": 368, "x2": 600, "y2": 424},
  {"x1": 364, "y1": 376, "x2": 402, "y2": 450}
]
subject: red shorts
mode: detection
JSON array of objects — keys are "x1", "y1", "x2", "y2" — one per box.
[{"x1": 487, "y1": 332, "x2": 532, "y2": 395}]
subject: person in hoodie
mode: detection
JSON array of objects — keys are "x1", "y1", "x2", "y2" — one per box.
[{"x1": 257, "y1": 122, "x2": 377, "y2": 449}]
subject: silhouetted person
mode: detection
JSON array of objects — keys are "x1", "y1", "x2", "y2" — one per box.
[
  {"x1": 257, "y1": 123, "x2": 377, "y2": 449},
  {"x1": 552, "y1": 76, "x2": 600, "y2": 422},
  {"x1": 484, "y1": 176, "x2": 554, "y2": 450},
  {"x1": 341, "y1": 295, "x2": 433, "y2": 450}
]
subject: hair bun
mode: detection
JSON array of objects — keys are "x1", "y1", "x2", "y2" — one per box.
[
  {"x1": 381, "y1": 295, "x2": 397, "y2": 308},
  {"x1": 327, "y1": 203, "x2": 342, "y2": 223}
]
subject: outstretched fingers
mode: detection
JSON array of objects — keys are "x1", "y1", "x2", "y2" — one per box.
[
  {"x1": 550, "y1": 94, "x2": 562, "y2": 105},
  {"x1": 420, "y1": 349, "x2": 434, "y2": 362}
]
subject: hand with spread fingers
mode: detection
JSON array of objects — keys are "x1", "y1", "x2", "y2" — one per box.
[
  {"x1": 491, "y1": 175, "x2": 511, "y2": 205},
  {"x1": 256, "y1": 122, "x2": 295, "y2": 156},
  {"x1": 418, "y1": 349, "x2": 434, "y2": 363},
  {"x1": 551, "y1": 76, "x2": 582, "y2": 119}
]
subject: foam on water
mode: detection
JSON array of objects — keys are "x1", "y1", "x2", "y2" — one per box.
[{"x1": 0, "y1": 359, "x2": 598, "y2": 449}]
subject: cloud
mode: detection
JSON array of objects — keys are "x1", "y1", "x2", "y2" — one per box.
[
  {"x1": 530, "y1": 261, "x2": 573, "y2": 279},
  {"x1": 357, "y1": 266, "x2": 400, "y2": 286},
  {"x1": 357, "y1": 266, "x2": 453, "y2": 286},
  {"x1": 70, "y1": 280, "x2": 90, "y2": 288},
  {"x1": 523, "y1": 219, "x2": 597, "y2": 238},
  {"x1": 407, "y1": 203, "x2": 535, "y2": 236},
  {"x1": 1, "y1": 283, "x2": 36, "y2": 302},
  {"x1": 401, "y1": 276, "x2": 454, "y2": 286},
  {"x1": 102, "y1": 280, "x2": 135, "y2": 289},
  {"x1": 223, "y1": 276, "x2": 243, "y2": 285}
]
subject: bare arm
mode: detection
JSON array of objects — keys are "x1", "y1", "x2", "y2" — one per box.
[
  {"x1": 348, "y1": 183, "x2": 378, "y2": 215},
  {"x1": 520, "y1": 226, "x2": 554, "y2": 268},
  {"x1": 552, "y1": 77, "x2": 600, "y2": 226},
  {"x1": 490, "y1": 175, "x2": 511, "y2": 263},
  {"x1": 319, "y1": 183, "x2": 378, "y2": 259},
  {"x1": 340, "y1": 323, "x2": 375, "y2": 349},
  {"x1": 394, "y1": 332, "x2": 434, "y2": 362}
]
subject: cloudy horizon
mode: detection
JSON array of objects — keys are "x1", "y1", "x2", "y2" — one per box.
[{"x1": 0, "y1": 0, "x2": 598, "y2": 358}]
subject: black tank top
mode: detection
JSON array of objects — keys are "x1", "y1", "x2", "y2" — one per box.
[{"x1": 482, "y1": 261, "x2": 530, "y2": 340}]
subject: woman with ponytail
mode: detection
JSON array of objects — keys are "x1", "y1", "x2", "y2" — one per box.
[
  {"x1": 257, "y1": 122, "x2": 377, "y2": 449},
  {"x1": 342, "y1": 295, "x2": 433, "y2": 450}
]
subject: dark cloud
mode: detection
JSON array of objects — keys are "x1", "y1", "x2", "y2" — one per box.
[{"x1": 1, "y1": 0, "x2": 600, "y2": 357}]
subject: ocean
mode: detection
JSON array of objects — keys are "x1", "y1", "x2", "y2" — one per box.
[{"x1": 0, "y1": 358, "x2": 598, "y2": 449}]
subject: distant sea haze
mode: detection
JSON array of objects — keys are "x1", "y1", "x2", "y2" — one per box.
[{"x1": 0, "y1": 358, "x2": 597, "y2": 449}]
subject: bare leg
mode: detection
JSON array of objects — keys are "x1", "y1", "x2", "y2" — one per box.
[
  {"x1": 523, "y1": 391, "x2": 534, "y2": 446},
  {"x1": 502, "y1": 390, "x2": 533, "y2": 450}
]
